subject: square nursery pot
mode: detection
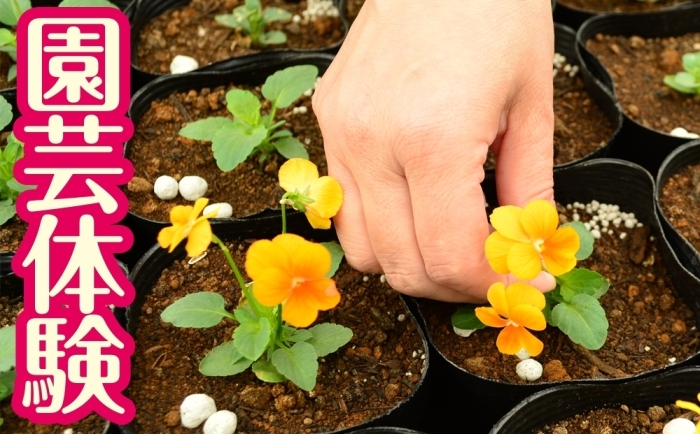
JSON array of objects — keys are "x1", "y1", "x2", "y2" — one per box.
[
  {"x1": 122, "y1": 53, "x2": 335, "y2": 269},
  {"x1": 129, "y1": 0, "x2": 350, "y2": 91},
  {"x1": 491, "y1": 365, "x2": 700, "y2": 433},
  {"x1": 656, "y1": 140, "x2": 700, "y2": 280},
  {"x1": 410, "y1": 158, "x2": 700, "y2": 434},
  {"x1": 112, "y1": 222, "x2": 437, "y2": 434},
  {"x1": 576, "y1": 4, "x2": 700, "y2": 176}
]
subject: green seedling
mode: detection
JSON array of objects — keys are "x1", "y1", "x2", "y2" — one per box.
[
  {"x1": 179, "y1": 64, "x2": 317, "y2": 172},
  {"x1": 0, "y1": 0, "x2": 117, "y2": 83},
  {"x1": 0, "y1": 95, "x2": 31, "y2": 226},
  {"x1": 665, "y1": 51, "x2": 700, "y2": 95},
  {"x1": 0, "y1": 325, "x2": 16, "y2": 427},
  {"x1": 215, "y1": 0, "x2": 291, "y2": 47}
]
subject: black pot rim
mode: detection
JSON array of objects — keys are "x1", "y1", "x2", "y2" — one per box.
[
  {"x1": 556, "y1": 0, "x2": 697, "y2": 20},
  {"x1": 418, "y1": 157, "x2": 700, "y2": 389},
  {"x1": 116, "y1": 236, "x2": 432, "y2": 434}
]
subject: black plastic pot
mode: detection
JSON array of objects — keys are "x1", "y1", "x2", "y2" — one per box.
[
  {"x1": 412, "y1": 158, "x2": 700, "y2": 434},
  {"x1": 349, "y1": 429, "x2": 426, "y2": 434},
  {"x1": 576, "y1": 4, "x2": 700, "y2": 175},
  {"x1": 491, "y1": 365, "x2": 700, "y2": 433},
  {"x1": 656, "y1": 140, "x2": 700, "y2": 280},
  {"x1": 554, "y1": 0, "x2": 700, "y2": 31},
  {"x1": 129, "y1": 0, "x2": 348, "y2": 91},
  {"x1": 114, "y1": 227, "x2": 435, "y2": 433},
  {"x1": 123, "y1": 53, "x2": 335, "y2": 268}
]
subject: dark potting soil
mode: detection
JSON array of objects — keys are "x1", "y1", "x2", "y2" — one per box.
[
  {"x1": 136, "y1": 0, "x2": 344, "y2": 74},
  {"x1": 0, "y1": 297, "x2": 109, "y2": 434},
  {"x1": 129, "y1": 242, "x2": 425, "y2": 433},
  {"x1": 0, "y1": 53, "x2": 15, "y2": 90},
  {"x1": 534, "y1": 403, "x2": 698, "y2": 434},
  {"x1": 660, "y1": 162, "x2": 700, "y2": 254},
  {"x1": 485, "y1": 58, "x2": 613, "y2": 169},
  {"x1": 419, "y1": 203, "x2": 700, "y2": 384},
  {"x1": 0, "y1": 215, "x2": 28, "y2": 252},
  {"x1": 557, "y1": 0, "x2": 689, "y2": 13},
  {"x1": 587, "y1": 32, "x2": 700, "y2": 135},
  {"x1": 125, "y1": 83, "x2": 326, "y2": 223},
  {"x1": 346, "y1": 0, "x2": 364, "y2": 22}
]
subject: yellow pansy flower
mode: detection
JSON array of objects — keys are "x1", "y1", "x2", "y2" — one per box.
[
  {"x1": 485, "y1": 200, "x2": 580, "y2": 280},
  {"x1": 158, "y1": 198, "x2": 216, "y2": 257},
  {"x1": 475, "y1": 282, "x2": 546, "y2": 356},
  {"x1": 245, "y1": 233, "x2": 341, "y2": 328},
  {"x1": 278, "y1": 158, "x2": 343, "y2": 230},
  {"x1": 676, "y1": 393, "x2": 700, "y2": 434}
]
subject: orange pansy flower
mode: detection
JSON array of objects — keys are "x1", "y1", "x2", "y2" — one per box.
[
  {"x1": 475, "y1": 282, "x2": 546, "y2": 356},
  {"x1": 484, "y1": 200, "x2": 580, "y2": 280},
  {"x1": 245, "y1": 233, "x2": 340, "y2": 328},
  {"x1": 158, "y1": 198, "x2": 217, "y2": 257}
]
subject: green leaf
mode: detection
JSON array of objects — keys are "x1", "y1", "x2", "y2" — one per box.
[
  {"x1": 0, "y1": 0, "x2": 30, "y2": 27},
  {"x1": 285, "y1": 328, "x2": 313, "y2": 343},
  {"x1": 5, "y1": 64, "x2": 13, "y2": 83},
  {"x1": 684, "y1": 52, "x2": 700, "y2": 72},
  {"x1": 306, "y1": 323, "x2": 353, "y2": 357},
  {"x1": 4, "y1": 133, "x2": 21, "y2": 163},
  {"x1": 270, "y1": 129, "x2": 292, "y2": 140},
  {"x1": 262, "y1": 7, "x2": 291, "y2": 23},
  {"x1": 0, "y1": 370, "x2": 16, "y2": 396},
  {"x1": 0, "y1": 95, "x2": 11, "y2": 132},
  {"x1": 215, "y1": 13, "x2": 244, "y2": 29},
  {"x1": 59, "y1": 0, "x2": 118, "y2": 7},
  {"x1": 591, "y1": 278, "x2": 610, "y2": 300},
  {"x1": 252, "y1": 360, "x2": 286, "y2": 383},
  {"x1": 199, "y1": 341, "x2": 253, "y2": 376},
  {"x1": 0, "y1": 199, "x2": 14, "y2": 226},
  {"x1": 675, "y1": 72, "x2": 700, "y2": 89},
  {"x1": 179, "y1": 117, "x2": 232, "y2": 142},
  {"x1": 271, "y1": 342, "x2": 318, "y2": 391},
  {"x1": 556, "y1": 268, "x2": 608, "y2": 302},
  {"x1": 0, "y1": 29, "x2": 14, "y2": 48},
  {"x1": 562, "y1": 221, "x2": 595, "y2": 260},
  {"x1": 161, "y1": 292, "x2": 234, "y2": 328},
  {"x1": 0, "y1": 325, "x2": 15, "y2": 371},
  {"x1": 451, "y1": 305, "x2": 487, "y2": 330},
  {"x1": 6, "y1": 178, "x2": 31, "y2": 193},
  {"x1": 262, "y1": 65, "x2": 318, "y2": 109},
  {"x1": 233, "y1": 316, "x2": 271, "y2": 361},
  {"x1": 259, "y1": 30, "x2": 287, "y2": 46},
  {"x1": 246, "y1": 0, "x2": 261, "y2": 9},
  {"x1": 551, "y1": 294, "x2": 608, "y2": 350},
  {"x1": 321, "y1": 242, "x2": 344, "y2": 278},
  {"x1": 212, "y1": 123, "x2": 267, "y2": 172},
  {"x1": 226, "y1": 89, "x2": 261, "y2": 126},
  {"x1": 0, "y1": 383, "x2": 8, "y2": 401},
  {"x1": 273, "y1": 136, "x2": 308, "y2": 160},
  {"x1": 665, "y1": 75, "x2": 697, "y2": 94}
]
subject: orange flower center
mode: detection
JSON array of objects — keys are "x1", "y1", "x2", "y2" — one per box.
[{"x1": 506, "y1": 319, "x2": 520, "y2": 328}]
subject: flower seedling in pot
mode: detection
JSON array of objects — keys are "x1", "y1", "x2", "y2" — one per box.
[
  {"x1": 215, "y1": 0, "x2": 291, "y2": 48},
  {"x1": 0, "y1": 325, "x2": 16, "y2": 427},
  {"x1": 158, "y1": 159, "x2": 351, "y2": 391},
  {"x1": 0, "y1": 0, "x2": 117, "y2": 84},
  {"x1": 179, "y1": 65, "x2": 316, "y2": 173},
  {"x1": 0, "y1": 95, "x2": 31, "y2": 226},
  {"x1": 665, "y1": 51, "x2": 700, "y2": 95},
  {"x1": 451, "y1": 200, "x2": 610, "y2": 364}
]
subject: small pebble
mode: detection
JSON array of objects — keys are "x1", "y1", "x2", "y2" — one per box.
[
  {"x1": 63, "y1": 430, "x2": 73, "y2": 434},
  {"x1": 515, "y1": 359, "x2": 543, "y2": 381},
  {"x1": 181, "y1": 394, "x2": 217, "y2": 428},
  {"x1": 363, "y1": 276, "x2": 369, "y2": 282},
  {"x1": 203, "y1": 410, "x2": 238, "y2": 434},
  {"x1": 397, "y1": 314, "x2": 406, "y2": 322},
  {"x1": 663, "y1": 418, "x2": 696, "y2": 434},
  {"x1": 380, "y1": 275, "x2": 386, "y2": 283},
  {"x1": 591, "y1": 229, "x2": 601, "y2": 239},
  {"x1": 515, "y1": 348, "x2": 531, "y2": 360},
  {"x1": 204, "y1": 202, "x2": 233, "y2": 218},
  {"x1": 669, "y1": 127, "x2": 700, "y2": 139},
  {"x1": 620, "y1": 232, "x2": 627, "y2": 240},
  {"x1": 154, "y1": 175, "x2": 179, "y2": 200},
  {"x1": 179, "y1": 176, "x2": 208, "y2": 201},
  {"x1": 170, "y1": 55, "x2": 199, "y2": 74},
  {"x1": 644, "y1": 346, "x2": 651, "y2": 352},
  {"x1": 453, "y1": 326, "x2": 475, "y2": 338}
]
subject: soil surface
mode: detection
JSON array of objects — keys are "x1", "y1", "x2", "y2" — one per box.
[
  {"x1": 128, "y1": 242, "x2": 425, "y2": 433},
  {"x1": 535, "y1": 403, "x2": 698, "y2": 434},
  {"x1": 587, "y1": 32, "x2": 700, "y2": 134},
  {"x1": 558, "y1": 0, "x2": 689, "y2": 13},
  {"x1": 660, "y1": 162, "x2": 700, "y2": 254},
  {"x1": 125, "y1": 83, "x2": 326, "y2": 224},
  {"x1": 486, "y1": 57, "x2": 613, "y2": 169},
  {"x1": 136, "y1": 0, "x2": 344, "y2": 74},
  {"x1": 0, "y1": 215, "x2": 28, "y2": 252},
  {"x1": 419, "y1": 202, "x2": 700, "y2": 384},
  {"x1": 0, "y1": 52, "x2": 15, "y2": 90},
  {"x1": 346, "y1": 0, "x2": 364, "y2": 22},
  {"x1": 0, "y1": 296, "x2": 109, "y2": 434}
]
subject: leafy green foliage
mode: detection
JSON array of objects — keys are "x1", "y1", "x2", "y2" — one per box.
[
  {"x1": 562, "y1": 221, "x2": 594, "y2": 260},
  {"x1": 180, "y1": 65, "x2": 316, "y2": 172},
  {"x1": 321, "y1": 242, "x2": 344, "y2": 278},
  {"x1": 0, "y1": 94, "x2": 30, "y2": 225},
  {"x1": 0, "y1": 325, "x2": 16, "y2": 417},
  {"x1": 451, "y1": 305, "x2": 487, "y2": 331},
  {"x1": 160, "y1": 292, "x2": 235, "y2": 327},
  {"x1": 664, "y1": 51, "x2": 700, "y2": 95},
  {"x1": 271, "y1": 342, "x2": 318, "y2": 391},
  {"x1": 306, "y1": 323, "x2": 353, "y2": 357},
  {"x1": 215, "y1": 0, "x2": 291, "y2": 48},
  {"x1": 551, "y1": 294, "x2": 608, "y2": 350}
]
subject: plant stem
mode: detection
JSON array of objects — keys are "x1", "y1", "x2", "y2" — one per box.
[
  {"x1": 211, "y1": 234, "x2": 264, "y2": 318},
  {"x1": 281, "y1": 202, "x2": 287, "y2": 234},
  {"x1": 275, "y1": 304, "x2": 283, "y2": 342}
]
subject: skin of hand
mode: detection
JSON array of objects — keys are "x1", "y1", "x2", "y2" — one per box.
[{"x1": 312, "y1": 0, "x2": 556, "y2": 302}]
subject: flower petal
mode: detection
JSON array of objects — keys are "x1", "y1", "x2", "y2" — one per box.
[
  {"x1": 170, "y1": 204, "x2": 193, "y2": 226},
  {"x1": 307, "y1": 176, "x2": 343, "y2": 218},
  {"x1": 245, "y1": 239, "x2": 292, "y2": 282},
  {"x1": 490, "y1": 205, "x2": 530, "y2": 242},
  {"x1": 520, "y1": 200, "x2": 559, "y2": 242},
  {"x1": 168, "y1": 223, "x2": 189, "y2": 253},
  {"x1": 475, "y1": 307, "x2": 508, "y2": 328},
  {"x1": 486, "y1": 282, "x2": 509, "y2": 319},
  {"x1": 279, "y1": 158, "x2": 319, "y2": 193},
  {"x1": 541, "y1": 226, "x2": 580, "y2": 276},
  {"x1": 252, "y1": 268, "x2": 295, "y2": 307},
  {"x1": 305, "y1": 210, "x2": 332, "y2": 230},
  {"x1": 190, "y1": 197, "x2": 210, "y2": 220},
  {"x1": 505, "y1": 283, "x2": 546, "y2": 311},
  {"x1": 485, "y1": 232, "x2": 517, "y2": 275},
  {"x1": 509, "y1": 304, "x2": 546, "y2": 331},
  {"x1": 495, "y1": 325, "x2": 526, "y2": 355},
  {"x1": 283, "y1": 279, "x2": 340, "y2": 327},
  {"x1": 507, "y1": 242, "x2": 542, "y2": 280},
  {"x1": 519, "y1": 328, "x2": 544, "y2": 357},
  {"x1": 185, "y1": 219, "x2": 212, "y2": 257},
  {"x1": 157, "y1": 225, "x2": 177, "y2": 249}
]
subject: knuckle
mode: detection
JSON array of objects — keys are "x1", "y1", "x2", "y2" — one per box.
[
  {"x1": 424, "y1": 259, "x2": 472, "y2": 288},
  {"x1": 384, "y1": 269, "x2": 425, "y2": 297},
  {"x1": 344, "y1": 249, "x2": 381, "y2": 274}
]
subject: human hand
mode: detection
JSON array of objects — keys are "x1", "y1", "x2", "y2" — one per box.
[{"x1": 313, "y1": 0, "x2": 556, "y2": 302}]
